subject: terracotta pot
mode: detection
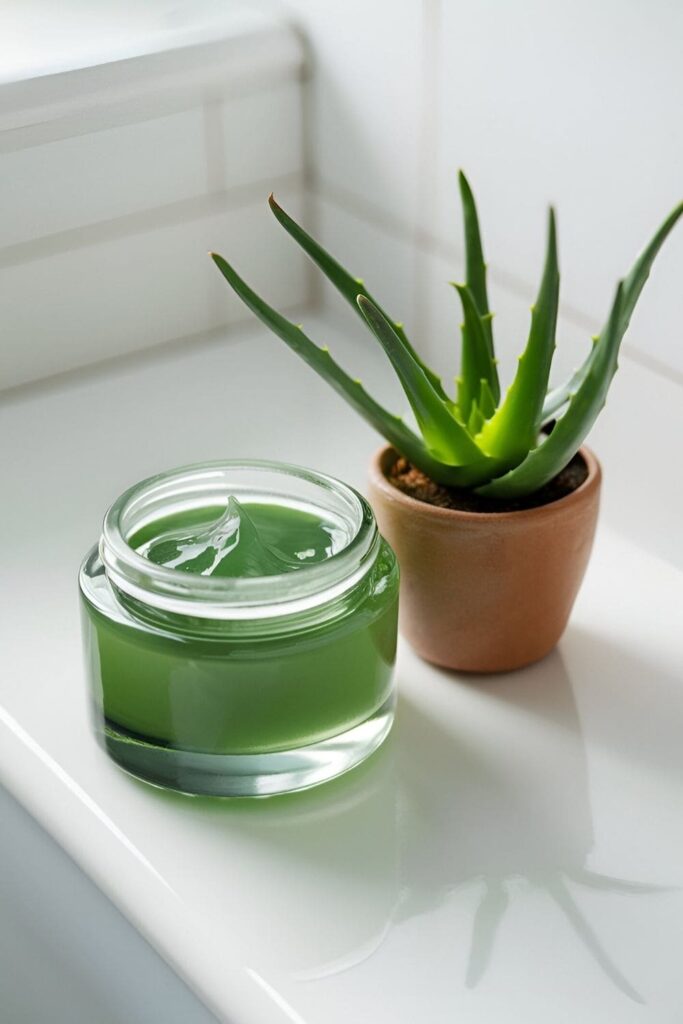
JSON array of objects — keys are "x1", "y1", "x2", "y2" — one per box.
[{"x1": 368, "y1": 445, "x2": 601, "y2": 673}]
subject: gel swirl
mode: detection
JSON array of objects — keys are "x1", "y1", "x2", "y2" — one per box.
[{"x1": 136, "y1": 497, "x2": 339, "y2": 578}]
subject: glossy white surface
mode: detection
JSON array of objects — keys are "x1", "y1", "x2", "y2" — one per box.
[
  {"x1": 1, "y1": 321, "x2": 682, "y2": 1022},
  {"x1": 0, "y1": 786, "x2": 219, "y2": 1024}
]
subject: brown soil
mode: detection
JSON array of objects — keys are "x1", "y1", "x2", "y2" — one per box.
[{"x1": 388, "y1": 452, "x2": 589, "y2": 513}]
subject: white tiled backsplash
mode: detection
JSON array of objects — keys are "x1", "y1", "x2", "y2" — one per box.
[
  {"x1": 433, "y1": 0, "x2": 683, "y2": 377},
  {"x1": 1, "y1": 197, "x2": 309, "y2": 385},
  {"x1": 1, "y1": 110, "x2": 207, "y2": 248},
  {"x1": 0, "y1": 5, "x2": 308, "y2": 389},
  {"x1": 280, "y1": 0, "x2": 683, "y2": 379},
  {"x1": 3, "y1": 0, "x2": 681, "y2": 530},
  {"x1": 281, "y1": 0, "x2": 426, "y2": 225}
]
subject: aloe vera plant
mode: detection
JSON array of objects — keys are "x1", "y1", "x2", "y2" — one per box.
[{"x1": 212, "y1": 175, "x2": 682, "y2": 498}]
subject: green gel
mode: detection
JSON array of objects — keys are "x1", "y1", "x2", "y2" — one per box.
[
  {"x1": 138, "y1": 499, "x2": 339, "y2": 577},
  {"x1": 80, "y1": 498, "x2": 398, "y2": 764}
]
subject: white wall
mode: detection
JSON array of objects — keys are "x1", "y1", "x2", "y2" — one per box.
[
  {"x1": 6, "y1": 1, "x2": 680, "y2": 389},
  {"x1": 278, "y1": 0, "x2": 683, "y2": 383},
  {"x1": 0, "y1": 4, "x2": 310, "y2": 389}
]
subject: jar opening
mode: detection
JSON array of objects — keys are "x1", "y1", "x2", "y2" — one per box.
[{"x1": 100, "y1": 460, "x2": 379, "y2": 620}]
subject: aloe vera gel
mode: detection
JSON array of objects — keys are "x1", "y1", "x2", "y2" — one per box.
[{"x1": 79, "y1": 461, "x2": 399, "y2": 796}]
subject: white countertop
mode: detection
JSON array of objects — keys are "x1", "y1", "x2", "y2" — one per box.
[{"x1": 1, "y1": 320, "x2": 682, "y2": 1023}]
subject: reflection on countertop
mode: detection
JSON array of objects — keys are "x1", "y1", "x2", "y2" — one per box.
[{"x1": 146, "y1": 643, "x2": 676, "y2": 1008}]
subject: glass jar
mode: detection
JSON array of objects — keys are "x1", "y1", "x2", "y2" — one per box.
[{"x1": 79, "y1": 460, "x2": 399, "y2": 797}]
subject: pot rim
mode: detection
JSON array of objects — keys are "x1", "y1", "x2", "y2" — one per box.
[{"x1": 369, "y1": 444, "x2": 601, "y2": 523}]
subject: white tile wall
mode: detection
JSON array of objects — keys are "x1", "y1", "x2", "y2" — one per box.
[
  {"x1": 274, "y1": 0, "x2": 683, "y2": 378},
  {"x1": 219, "y1": 81, "x2": 303, "y2": 192},
  {"x1": 0, "y1": 111, "x2": 207, "y2": 247},
  {"x1": 589, "y1": 357, "x2": 683, "y2": 567},
  {"x1": 315, "y1": 198, "x2": 417, "y2": 329},
  {"x1": 281, "y1": 0, "x2": 426, "y2": 225},
  {"x1": 433, "y1": 0, "x2": 683, "y2": 374},
  {"x1": 0, "y1": 81, "x2": 304, "y2": 252},
  {"x1": 0, "y1": 12, "x2": 308, "y2": 390},
  {"x1": 0, "y1": 197, "x2": 308, "y2": 387}
]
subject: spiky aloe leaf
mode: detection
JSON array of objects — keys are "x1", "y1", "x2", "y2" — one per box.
[
  {"x1": 542, "y1": 200, "x2": 683, "y2": 422},
  {"x1": 268, "y1": 195, "x2": 451, "y2": 404},
  {"x1": 357, "y1": 295, "x2": 489, "y2": 466},
  {"x1": 476, "y1": 209, "x2": 559, "y2": 461},
  {"x1": 478, "y1": 281, "x2": 625, "y2": 498},
  {"x1": 467, "y1": 399, "x2": 485, "y2": 436},
  {"x1": 453, "y1": 284, "x2": 498, "y2": 421},
  {"x1": 458, "y1": 170, "x2": 500, "y2": 402},
  {"x1": 211, "y1": 253, "x2": 491, "y2": 486},
  {"x1": 478, "y1": 378, "x2": 497, "y2": 419},
  {"x1": 542, "y1": 345, "x2": 596, "y2": 423}
]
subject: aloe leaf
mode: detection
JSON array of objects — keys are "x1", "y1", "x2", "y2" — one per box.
[
  {"x1": 455, "y1": 375, "x2": 467, "y2": 416},
  {"x1": 467, "y1": 398, "x2": 485, "y2": 436},
  {"x1": 458, "y1": 171, "x2": 491, "y2": 333},
  {"x1": 542, "y1": 200, "x2": 683, "y2": 422},
  {"x1": 478, "y1": 378, "x2": 496, "y2": 419},
  {"x1": 477, "y1": 209, "x2": 559, "y2": 460},
  {"x1": 478, "y1": 281, "x2": 624, "y2": 498},
  {"x1": 357, "y1": 295, "x2": 487, "y2": 465},
  {"x1": 211, "y1": 253, "x2": 489, "y2": 486},
  {"x1": 542, "y1": 346, "x2": 595, "y2": 423},
  {"x1": 453, "y1": 283, "x2": 499, "y2": 420},
  {"x1": 212, "y1": 254, "x2": 424, "y2": 456},
  {"x1": 458, "y1": 171, "x2": 500, "y2": 402},
  {"x1": 268, "y1": 195, "x2": 451, "y2": 403}
]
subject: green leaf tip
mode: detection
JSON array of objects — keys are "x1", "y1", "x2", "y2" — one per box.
[
  {"x1": 457, "y1": 171, "x2": 500, "y2": 404},
  {"x1": 267, "y1": 194, "x2": 451, "y2": 402},
  {"x1": 457, "y1": 168, "x2": 473, "y2": 194}
]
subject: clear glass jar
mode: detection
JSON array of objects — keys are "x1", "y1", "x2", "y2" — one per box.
[{"x1": 79, "y1": 460, "x2": 399, "y2": 796}]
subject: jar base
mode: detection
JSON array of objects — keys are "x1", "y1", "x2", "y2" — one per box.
[{"x1": 99, "y1": 694, "x2": 395, "y2": 797}]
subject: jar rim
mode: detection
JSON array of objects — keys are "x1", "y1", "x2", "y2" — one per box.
[{"x1": 100, "y1": 459, "x2": 379, "y2": 620}]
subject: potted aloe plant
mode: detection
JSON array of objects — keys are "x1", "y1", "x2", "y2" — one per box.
[{"x1": 211, "y1": 174, "x2": 682, "y2": 672}]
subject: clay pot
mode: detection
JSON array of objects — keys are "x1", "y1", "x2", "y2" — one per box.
[{"x1": 368, "y1": 445, "x2": 601, "y2": 673}]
